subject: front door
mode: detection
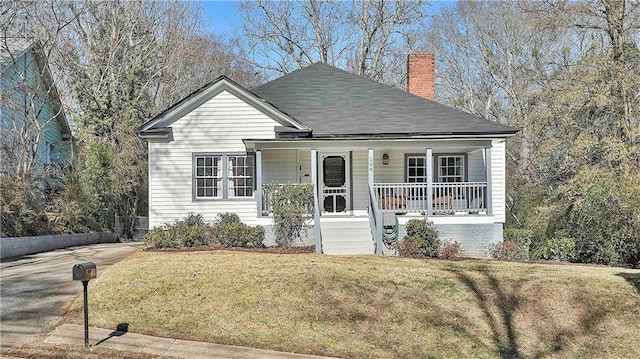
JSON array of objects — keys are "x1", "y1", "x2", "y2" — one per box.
[{"x1": 320, "y1": 153, "x2": 350, "y2": 213}]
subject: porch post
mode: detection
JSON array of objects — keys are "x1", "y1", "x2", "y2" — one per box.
[
  {"x1": 311, "y1": 149, "x2": 322, "y2": 253},
  {"x1": 485, "y1": 147, "x2": 492, "y2": 215},
  {"x1": 255, "y1": 149, "x2": 263, "y2": 217},
  {"x1": 426, "y1": 148, "x2": 433, "y2": 216}
]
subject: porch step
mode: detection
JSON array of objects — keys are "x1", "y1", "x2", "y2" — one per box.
[{"x1": 320, "y1": 218, "x2": 375, "y2": 255}]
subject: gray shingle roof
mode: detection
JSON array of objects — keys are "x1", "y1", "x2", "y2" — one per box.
[{"x1": 252, "y1": 62, "x2": 517, "y2": 137}]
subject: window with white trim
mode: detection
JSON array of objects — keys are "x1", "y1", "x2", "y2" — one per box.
[
  {"x1": 194, "y1": 154, "x2": 254, "y2": 199},
  {"x1": 438, "y1": 155, "x2": 464, "y2": 183}
]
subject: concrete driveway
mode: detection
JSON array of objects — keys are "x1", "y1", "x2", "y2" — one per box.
[{"x1": 0, "y1": 242, "x2": 142, "y2": 353}]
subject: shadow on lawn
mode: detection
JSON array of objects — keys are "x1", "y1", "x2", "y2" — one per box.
[
  {"x1": 447, "y1": 267, "x2": 521, "y2": 359},
  {"x1": 616, "y1": 272, "x2": 640, "y2": 294},
  {"x1": 447, "y1": 265, "x2": 614, "y2": 359}
]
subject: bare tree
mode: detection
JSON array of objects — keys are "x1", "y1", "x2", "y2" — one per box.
[
  {"x1": 2, "y1": 0, "x2": 263, "y2": 237},
  {"x1": 237, "y1": 0, "x2": 427, "y2": 85},
  {"x1": 521, "y1": 0, "x2": 640, "y2": 143}
]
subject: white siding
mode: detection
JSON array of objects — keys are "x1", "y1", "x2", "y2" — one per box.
[
  {"x1": 262, "y1": 149, "x2": 297, "y2": 184},
  {"x1": 491, "y1": 140, "x2": 506, "y2": 223},
  {"x1": 373, "y1": 149, "x2": 406, "y2": 183},
  {"x1": 148, "y1": 90, "x2": 279, "y2": 228},
  {"x1": 351, "y1": 149, "x2": 369, "y2": 210},
  {"x1": 467, "y1": 150, "x2": 486, "y2": 182},
  {"x1": 297, "y1": 150, "x2": 312, "y2": 183}
]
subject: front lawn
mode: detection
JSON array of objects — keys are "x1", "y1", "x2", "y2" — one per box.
[{"x1": 65, "y1": 251, "x2": 640, "y2": 358}]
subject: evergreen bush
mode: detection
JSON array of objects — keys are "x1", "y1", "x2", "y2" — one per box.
[
  {"x1": 213, "y1": 213, "x2": 264, "y2": 248},
  {"x1": 399, "y1": 219, "x2": 439, "y2": 258}
]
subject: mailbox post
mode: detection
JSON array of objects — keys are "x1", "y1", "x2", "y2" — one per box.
[{"x1": 73, "y1": 262, "x2": 97, "y2": 348}]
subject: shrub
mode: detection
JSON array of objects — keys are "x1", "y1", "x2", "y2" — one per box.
[
  {"x1": 399, "y1": 219, "x2": 439, "y2": 258},
  {"x1": 503, "y1": 228, "x2": 546, "y2": 261},
  {"x1": 533, "y1": 237, "x2": 575, "y2": 262},
  {"x1": 143, "y1": 213, "x2": 213, "y2": 249},
  {"x1": 398, "y1": 239, "x2": 419, "y2": 258},
  {"x1": 0, "y1": 176, "x2": 48, "y2": 237},
  {"x1": 143, "y1": 226, "x2": 179, "y2": 249},
  {"x1": 550, "y1": 169, "x2": 640, "y2": 267},
  {"x1": 435, "y1": 240, "x2": 463, "y2": 260},
  {"x1": 488, "y1": 240, "x2": 518, "y2": 261},
  {"x1": 213, "y1": 213, "x2": 265, "y2": 248},
  {"x1": 264, "y1": 184, "x2": 314, "y2": 246},
  {"x1": 175, "y1": 213, "x2": 211, "y2": 247}
]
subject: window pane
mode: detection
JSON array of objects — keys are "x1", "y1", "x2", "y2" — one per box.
[
  {"x1": 323, "y1": 156, "x2": 345, "y2": 187},
  {"x1": 228, "y1": 155, "x2": 254, "y2": 197},
  {"x1": 406, "y1": 155, "x2": 428, "y2": 184},
  {"x1": 195, "y1": 155, "x2": 222, "y2": 198}
]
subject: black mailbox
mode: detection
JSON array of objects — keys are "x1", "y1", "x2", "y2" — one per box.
[{"x1": 73, "y1": 262, "x2": 97, "y2": 281}]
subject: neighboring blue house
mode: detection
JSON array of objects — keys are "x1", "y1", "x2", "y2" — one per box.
[{"x1": 1, "y1": 38, "x2": 72, "y2": 179}]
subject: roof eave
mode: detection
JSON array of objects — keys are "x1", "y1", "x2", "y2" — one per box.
[
  {"x1": 137, "y1": 127, "x2": 173, "y2": 140},
  {"x1": 308, "y1": 131, "x2": 519, "y2": 139}
]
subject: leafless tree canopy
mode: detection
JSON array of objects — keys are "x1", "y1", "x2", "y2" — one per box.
[{"x1": 237, "y1": 0, "x2": 428, "y2": 86}]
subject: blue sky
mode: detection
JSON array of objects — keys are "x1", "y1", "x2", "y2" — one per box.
[
  {"x1": 199, "y1": 0, "x2": 456, "y2": 37},
  {"x1": 201, "y1": 1, "x2": 240, "y2": 36}
]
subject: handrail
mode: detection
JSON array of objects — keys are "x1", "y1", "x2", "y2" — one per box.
[
  {"x1": 368, "y1": 183, "x2": 384, "y2": 256},
  {"x1": 373, "y1": 182, "x2": 488, "y2": 214}
]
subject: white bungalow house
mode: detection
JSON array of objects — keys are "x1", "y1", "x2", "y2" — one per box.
[{"x1": 137, "y1": 53, "x2": 518, "y2": 256}]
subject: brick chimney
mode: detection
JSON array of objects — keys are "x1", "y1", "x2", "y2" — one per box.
[{"x1": 407, "y1": 52, "x2": 435, "y2": 101}]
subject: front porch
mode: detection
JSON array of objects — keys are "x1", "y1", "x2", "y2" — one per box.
[
  {"x1": 255, "y1": 144, "x2": 494, "y2": 217},
  {"x1": 247, "y1": 140, "x2": 499, "y2": 255}
]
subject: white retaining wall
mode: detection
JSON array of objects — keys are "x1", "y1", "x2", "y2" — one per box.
[{"x1": 1, "y1": 232, "x2": 118, "y2": 259}]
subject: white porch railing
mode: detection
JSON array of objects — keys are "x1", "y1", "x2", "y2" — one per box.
[{"x1": 373, "y1": 182, "x2": 488, "y2": 214}]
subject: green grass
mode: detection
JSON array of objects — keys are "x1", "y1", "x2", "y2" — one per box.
[{"x1": 64, "y1": 251, "x2": 640, "y2": 359}]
